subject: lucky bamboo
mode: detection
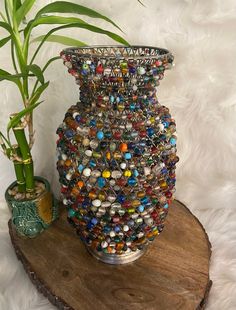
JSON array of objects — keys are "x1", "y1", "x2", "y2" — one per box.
[{"x1": 13, "y1": 125, "x2": 34, "y2": 193}]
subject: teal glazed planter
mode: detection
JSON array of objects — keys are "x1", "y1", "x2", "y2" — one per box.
[{"x1": 5, "y1": 176, "x2": 58, "y2": 238}]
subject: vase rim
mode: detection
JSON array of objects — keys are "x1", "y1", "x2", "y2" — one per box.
[{"x1": 61, "y1": 45, "x2": 173, "y2": 60}]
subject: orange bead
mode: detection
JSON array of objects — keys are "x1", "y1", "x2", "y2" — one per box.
[
  {"x1": 65, "y1": 159, "x2": 72, "y2": 167},
  {"x1": 89, "y1": 191, "x2": 97, "y2": 199},
  {"x1": 77, "y1": 181, "x2": 84, "y2": 188},
  {"x1": 119, "y1": 143, "x2": 128, "y2": 152}
]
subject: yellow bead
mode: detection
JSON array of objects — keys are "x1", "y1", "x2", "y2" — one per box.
[
  {"x1": 137, "y1": 191, "x2": 145, "y2": 198},
  {"x1": 98, "y1": 192, "x2": 106, "y2": 201},
  {"x1": 132, "y1": 199, "x2": 140, "y2": 207},
  {"x1": 102, "y1": 170, "x2": 111, "y2": 178},
  {"x1": 150, "y1": 117, "x2": 155, "y2": 124},
  {"x1": 124, "y1": 170, "x2": 132, "y2": 177},
  {"x1": 106, "y1": 152, "x2": 111, "y2": 160}
]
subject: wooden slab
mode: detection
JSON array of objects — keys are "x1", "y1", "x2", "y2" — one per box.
[{"x1": 8, "y1": 200, "x2": 212, "y2": 310}]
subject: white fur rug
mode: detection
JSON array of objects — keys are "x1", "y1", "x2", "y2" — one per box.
[{"x1": 1, "y1": 0, "x2": 236, "y2": 309}]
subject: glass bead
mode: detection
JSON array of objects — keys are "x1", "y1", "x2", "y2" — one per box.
[
  {"x1": 92, "y1": 199, "x2": 101, "y2": 207},
  {"x1": 68, "y1": 208, "x2": 76, "y2": 217},
  {"x1": 111, "y1": 170, "x2": 122, "y2": 179},
  {"x1": 97, "y1": 131, "x2": 104, "y2": 140},
  {"x1": 85, "y1": 150, "x2": 92, "y2": 157},
  {"x1": 124, "y1": 152, "x2": 132, "y2": 160},
  {"x1": 170, "y1": 137, "x2": 176, "y2": 145},
  {"x1": 138, "y1": 66, "x2": 146, "y2": 75},
  {"x1": 120, "y1": 162, "x2": 127, "y2": 169},
  {"x1": 124, "y1": 170, "x2": 132, "y2": 177},
  {"x1": 83, "y1": 168, "x2": 91, "y2": 177},
  {"x1": 102, "y1": 170, "x2": 111, "y2": 178},
  {"x1": 91, "y1": 170, "x2": 101, "y2": 177},
  {"x1": 97, "y1": 177, "x2": 106, "y2": 188},
  {"x1": 127, "y1": 177, "x2": 136, "y2": 186},
  {"x1": 90, "y1": 139, "x2": 99, "y2": 149},
  {"x1": 101, "y1": 201, "x2": 111, "y2": 208},
  {"x1": 110, "y1": 142, "x2": 116, "y2": 151}
]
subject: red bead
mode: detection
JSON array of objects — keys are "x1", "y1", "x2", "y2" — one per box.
[
  {"x1": 114, "y1": 131, "x2": 122, "y2": 139},
  {"x1": 96, "y1": 64, "x2": 104, "y2": 74}
]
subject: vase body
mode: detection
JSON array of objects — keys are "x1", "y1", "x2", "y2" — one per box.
[
  {"x1": 57, "y1": 46, "x2": 178, "y2": 264},
  {"x1": 5, "y1": 176, "x2": 58, "y2": 238}
]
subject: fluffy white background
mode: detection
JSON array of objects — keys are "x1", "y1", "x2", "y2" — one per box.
[{"x1": 0, "y1": 0, "x2": 236, "y2": 309}]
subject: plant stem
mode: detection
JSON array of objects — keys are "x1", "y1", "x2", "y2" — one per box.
[
  {"x1": 12, "y1": 145, "x2": 26, "y2": 192},
  {"x1": 13, "y1": 124, "x2": 34, "y2": 193}
]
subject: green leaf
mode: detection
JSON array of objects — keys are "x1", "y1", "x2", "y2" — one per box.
[
  {"x1": 31, "y1": 22, "x2": 129, "y2": 64},
  {"x1": 0, "y1": 68, "x2": 24, "y2": 83},
  {"x1": 30, "y1": 81, "x2": 49, "y2": 106},
  {"x1": 24, "y1": 15, "x2": 86, "y2": 37},
  {"x1": 32, "y1": 34, "x2": 87, "y2": 47},
  {"x1": 27, "y1": 64, "x2": 44, "y2": 84},
  {"x1": 0, "y1": 35, "x2": 11, "y2": 48},
  {"x1": 0, "y1": 21, "x2": 13, "y2": 34},
  {"x1": 7, "y1": 101, "x2": 42, "y2": 132},
  {"x1": 15, "y1": 0, "x2": 22, "y2": 10},
  {"x1": 35, "y1": 1, "x2": 122, "y2": 32},
  {"x1": 16, "y1": 0, "x2": 36, "y2": 26}
]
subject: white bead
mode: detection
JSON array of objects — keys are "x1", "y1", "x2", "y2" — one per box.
[
  {"x1": 108, "y1": 195, "x2": 116, "y2": 202},
  {"x1": 91, "y1": 170, "x2": 101, "y2": 177},
  {"x1": 110, "y1": 231, "x2": 116, "y2": 237},
  {"x1": 123, "y1": 225, "x2": 129, "y2": 232},
  {"x1": 144, "y1": 167, "x2": 151, "y2": 176},
  {"x1": 61, "y1": 153, "x2": 67, "y2": 161},
  {"x1": 120, "y1": 162, "x2": 126, "y2": 170},
  {"x1": 101, "y1": 241, "x2": 108, "y2": 248},
  {"x1": 101, "y1": 201, "x2": 111, "y2": 208},
  {"x1": 63, "y1": 198, "x2": 68, "y2": 205},
  {"x1": 85, "y1": 150, "x2": 92, "y2": 157},
  {"x1": 92, "y1": 199, "x2": 101, "y2": 207},
  {"x1": 112, "y1": 202, "x2": 121, "y2": 208},
  {"x1": 111, "y1": 170, "x2": 122, "y2": 178},
  {"x1": 126, "y1": 123, "x2": 132, "y2": 130},
  {"x1": 158, "y1": 123, "x2": 164, "y2": 131},
  {"x1": 83, "y1": 168, "x2": 91, "y2": 177}
]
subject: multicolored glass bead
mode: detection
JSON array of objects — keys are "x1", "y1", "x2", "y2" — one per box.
[{"x1": 57, "y1": 46, "x2": 177, "y2": 258}]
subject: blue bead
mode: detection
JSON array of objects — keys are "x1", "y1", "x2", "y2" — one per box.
[
  {"x1": 75, "y1": 115, "x2": 81, "y2": 122},
  {"x1": 97, "y1": 131, "x2": 104, "y2": 140},
  {"x1": 147, "y1": 127, "x2": 155, "y2": 136},
  {"x1": 124, "y1": 152, "x2": 132, "y2": 160},
  {"x1": 117, "y1": 194, "x2": 126, "y2": 203},
  {"x1": 129, "y1": 103, "x2": 135, "y2": 111},
  {"x1": 68, "y1": 208, "x2": 76, "y2": 217},
  {"x1": 89, "y1": 159, "x2": 96, "y2": 167},
  {"x1": 133, "y1": 169, "x2": 139, "y2": 177},
  {"x1": 91, "y1": 218, "x2": 98, "y2": 225},
  {"x1": 65, "y1": 129, "x2": 74, "y2": 138},
  {"x1": 170, "y1": 137, "x2": 176, "y2": 145},
  {"x1": 103, "y1": 226, "x2": 111, "y2": 233},
  {"x1": 97, "y1": 177, "x2": 106, "y2": 188},
  {"x1": 138, "y1": 205, "x2": 145, "y2": 212},
  {"x1": 87, "y1": 222, "x2": 94, "y2": 230},
  {"x1": 163, "y1": 121, "x2": 169, "y2": 128},
  {"x1": 90, "y1": 119, "x2": 96, "y2": 127},
  {"x1": 78, "y1": 164, "x2": 84, "y2": 173},
  {"x1": 114, "y1": 225, "x2": 121, "y2": 232},
  {"x1": 163, "y1": 203, "x2": 169, "y2": 209},
  {"x1": 141, "y1": 196, "x2": 149, "y2": 205},
  {"x1": 128, "y1": 177, "x2": 136, "y2": 186},
  {"x1": 110, "y1": 95, "x2": 115, "y2": 103}
]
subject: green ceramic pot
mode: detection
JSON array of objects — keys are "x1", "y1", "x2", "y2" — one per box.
[{"x1": 5, "y1": 176, "x2": 58, "y2": 238}]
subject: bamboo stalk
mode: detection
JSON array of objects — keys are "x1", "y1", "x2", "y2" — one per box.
[
  {"x1": 12, "y1": 145, "x2": 26, "y2": 193},
  {"x1": 13, "y1": 125, "x2": 34, "y2": 193}
]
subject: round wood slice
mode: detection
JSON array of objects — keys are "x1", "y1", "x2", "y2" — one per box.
[{"x1": 8, "y1": 200, "x2": 212, "y2": 310}]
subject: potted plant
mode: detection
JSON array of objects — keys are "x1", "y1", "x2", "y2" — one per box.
[{"x1": 0, "y1": 0, "x2": 128, "y2": 238}]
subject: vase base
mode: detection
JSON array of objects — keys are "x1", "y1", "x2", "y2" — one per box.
[{"x1": 86, "y1": 246, "x2": 147, "y2": 265}]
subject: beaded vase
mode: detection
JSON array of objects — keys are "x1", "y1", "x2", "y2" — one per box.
[{"x1": 57, "y1": 46, "x2": 178, "y2": 264}]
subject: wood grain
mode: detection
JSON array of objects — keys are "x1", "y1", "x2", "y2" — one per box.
[{"x1": 8, "y1": 200, "x2": 212, "y2": 310}]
